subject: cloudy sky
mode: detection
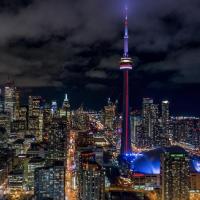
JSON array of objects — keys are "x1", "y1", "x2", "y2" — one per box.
[{"x1": 0, "y1": 0, "x2": 200, "y2": 114}]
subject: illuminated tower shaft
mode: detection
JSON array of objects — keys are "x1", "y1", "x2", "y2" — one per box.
[{"x1": 120, "y1": 6, "x2": 133, "y2": 155}]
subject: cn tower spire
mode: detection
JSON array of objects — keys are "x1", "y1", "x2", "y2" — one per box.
[
  {"x1": 124, "y1": 5, "x2": 129, "y2": 57},
  {"x1": 120, "y1": 4, "x2": 133, "y2": 155}
]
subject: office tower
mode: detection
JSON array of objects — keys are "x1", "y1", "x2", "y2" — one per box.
[
  {"x1": 28, "y1": 114, "x2": 43, "y2": 142},
  {"x1": 28, "y1": 96, "x2": 43, "y2": 141},
  {"x1": 27, "y1": 157, "x2": 45, "y2": 191},
  {"x1": 62, "y1": 94, "x2": 71, "y2": 129},
  {"x1": 130, "y1": 111, "x2": 142, "y2": 145},
  {"x1": 161, "y1": 150, "x2": 190, "y2": 200},
  {"x1": 104, "y1": 98, "x2": 116, "y2": 130},
  {"x1": 4, "y1": 81, "x2": 16, "y2": 120},
  {"x1": 142, "y1": 98, "x2": 154, "y2": 138},
  {"x1": 78, "y1": 152, "x2": 105, "y2": 200},
  {"x1": 48, "y1": 118, "x2": 66, "y2": 161},
  {"x1": 151, "y1": 104, "x2": 161, "y2": 146},
  {"x1": 141, "y1": 98, "x2": 162, "y2": 146},
  {"x1": 63, "y1": 93, "x2": 70, "y2": 109},
  {"x1": 13, "y1": 89, "x2": 20, "y2": 120},
  {"x1": 34, "y1": 161, "x2": 65, "y2": 200},
  {"x1": 28, "y1": 96, "x2": 42, "y2": 117},
  {"x1": 162, "y1": 100, "x2": 170, "y2": 135},
  {"x1": 43, "y1": 104, "x2": 52, "y2": 141},
  {"x1": 120, "y1": 6, "x2": 133, "y2": 155}
]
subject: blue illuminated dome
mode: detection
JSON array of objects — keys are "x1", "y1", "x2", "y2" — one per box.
[{"x1": 130, "y1": 146, "x2": 200, "y2": 174}]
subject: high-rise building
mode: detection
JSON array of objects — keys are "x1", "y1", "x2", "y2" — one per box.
[
  {"x1": 48, "y1": 118, "x2": 66, "y2": 161},
  {"x1": 142, "y1": 98, "x2": 154, "y2": 138},
  {"x1": 28, "y1": 96, "x2": 42, "y2": 117},
  {"x1": 28, "y1": 96, "x2": 43, "y2": 141},
  {"x1": 161, "y1": 150, "x2": 190, "y2": 200},
  {"x1": 13, "y1": 89, "x2": 20, "y2": 120},
  {"x1": 62, "y1": 93, "x2": 70, "y2": 110},
  {"x1": 27, "y1": 157, "x2": 45, "y2": 190},
  {"x1": 34, "y1": 161, "x2": 65, "y2": 200},
  {"x1": 141, "y1": 98, "x2": 162, "y2": 147},
  {"x1": 130, "y1": 111, "x2": 142, "y2": 145},
  {"x1": 151, "y1": 104, "x2": 161, "y2": 146},
  {"x1": 120, "y1": 6, "x2": 133, "y2": 155},
  {"x1": 4, "y1": 81, "x2": 16, "y2": 120},
  {"x1": 78, "y1": 152, "x2": 105, "y2": 200},
  {"x1": 43, "y1": 103, "x2": 52, "y2": 141},
  {"x1": 28, "y1": 115, "x2": 43, "y2": 142},
  {"x1": 162, "y1": 100, "x2": 170, "y2": 135},
  {"x1": 62, "y1": 94, "x2": 71, "y2": 129},
  {"x1": 104, "y1": 98, "x2": 116, "y2": 130}
]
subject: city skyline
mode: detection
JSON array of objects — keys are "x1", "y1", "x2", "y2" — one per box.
[
  {"x1": 0, "y1": 0, "x2": 199, "y2": 115},
  {"x1": 0, "y1": 1, "x2": 200, "y2": 200}
]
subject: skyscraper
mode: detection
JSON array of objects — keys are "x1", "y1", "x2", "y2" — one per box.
[
  {"x1": 28, "y1": 96, "x2": 43, "y2": 141},
  {"x1": 62, "y1": 94, "x2": 70, "y2": 110},
  {"x1": 120, "y1": 6, "x2": 133, "y2": 155},
  {"x1": 142, "y1": 98, "x2": 154, "y2": 138},
  {"x1": 4, "y1": 81, "x2": 16, "y2": 120},
  {"x1": 104, "y1": 98, "x2": 116, "y2": 130},
  {"x1": 28, "y1": 96, "x2": 42, "y2": 117},
  {"x1": 161, "y1": 150, "x2": 189, "y2": 200},
  {"x1": 48, "y1": 118, "x2": 66, "y2": 161},
  {"x1": 162, "y1": 100, "x2": 170, "y2": 135},
  {"x1": 34, "y1": 161, "x2": 65, "y2": 200},
  {"x1": 78, "y1": 152, "x2": 105, "y2": 200},
  {"x1": 62, "y1": 94, "x2": 71, "y2": 129}
]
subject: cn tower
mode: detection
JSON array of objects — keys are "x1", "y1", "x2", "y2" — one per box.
[{"x1": 120, "y1": 6, "x2": 133, "y2": 155}]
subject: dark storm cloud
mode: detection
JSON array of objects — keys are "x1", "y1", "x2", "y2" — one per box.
[{"x1": 0, "y1": 0, "x2": 199, "y2": 89}]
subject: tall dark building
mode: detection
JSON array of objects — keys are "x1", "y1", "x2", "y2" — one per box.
[
  {"x1": 34, "y1": 161, "x2": 65, "y2": 200},
  {"x1": 142, "y1": 98, "x2": 154, "y2": 139},
  {"x1": 78, "y1": 152, "x2": 105, "y2": 200},
  {"x1": 48, "y1": 118, "x2": 66, "y2": 161},
  {"x1": 4, "y1": 80, "x2": 16, "y2": 120},
  {"x1": 120, "y1": 6, "x2": 133, "y2": 155},
  {"x1": 104, "y1": 98, "x2": 116, "y2": 130},
  {"x1": 161, "y1": 150, "x2": 190, "y2": 200},
  {"x1": 162, "y1": 100, "x2": 170, "y2": 135}
]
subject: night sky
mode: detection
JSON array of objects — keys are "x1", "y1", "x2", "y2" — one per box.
[{"x1": 0, "y1": 0, "x2": 200, "y2": 115}]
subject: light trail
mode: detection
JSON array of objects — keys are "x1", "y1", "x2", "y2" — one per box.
[{"x1": 65, "y1": 130, "x2": 77, "y2": 200}]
